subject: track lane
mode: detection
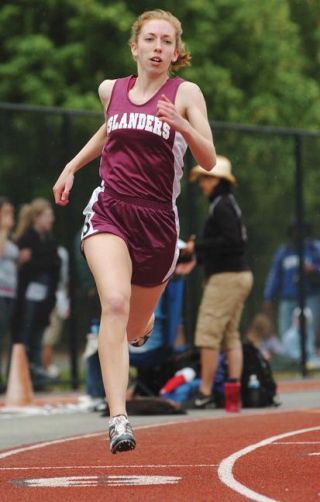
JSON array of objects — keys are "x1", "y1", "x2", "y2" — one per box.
[{"x1": 0, "y1": 409, "x2": 319, "y2": 501}]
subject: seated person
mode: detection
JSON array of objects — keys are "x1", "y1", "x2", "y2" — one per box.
[
  {"x1": 244, "y1": 312, "x2": 294, "y2": 372},
  {"x1": 245, "y1": 313, "x2": 285, "y2": 361}
]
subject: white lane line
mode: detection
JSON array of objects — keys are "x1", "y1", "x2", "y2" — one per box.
[
  {"x1": 17, "y1": 475, "x2": 182, "y2": 487},
  {"x1": 0, "y1": 408, "x2": 298, "y2": 460},
  {"x1": 0, "y1": 432, "x2": 104, "y2": 461},
  {"x1": 106, "y1": 475, "x2": 181, "y2": 486},
  {"x1": 0, "y1": 418, "x2": 201, "y2": 461},
  {"x1": 1, "y1": 404, "x2": 316, "y2": 421},
  {"x1": 0, "y1": 463, "x2": 218, "y2": 471},
  {"x1": 0, "y1": 408, "x2": 303, "y2": 458},
  {"x1": 273, "y1": 441, "x2": 320, "y2": 444},
  {"x1": 0, "y1": 409, "x2": 317, "y2": 463},
  {"x1": 0, "y1": 411, "x2": 319, "y2": 496},
  {"x1": 0, "y1": 404, "x2": 90, "y2": 419},
  {"x1": 218, "y1": 425, "x2": 320, "y2": 502},
  {"x1": 308, "y1": 453, "x2": 320, "y2": 456}
]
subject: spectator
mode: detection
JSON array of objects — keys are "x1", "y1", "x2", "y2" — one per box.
[
  {"x1": 245, "y1": 313, "x2": 285, "y2": 362},
  {"x1": 42, "y1": 245, "x2": 70, "y2": 379},
  {"x1": 0, "y1": 197, "x2": 19, "y2": 388},
  {"x1": 281, "y1": 307, "x2": 317, "y2": 364},
  {"x1": 11, "y1": 198, "x2": 61, "y2": 384},
  {"x1": 263, "y1": 219, "x2": 320, "y2": 364},
  {"x1": 185, "y1": 156, "x2": 253, "y2": 408}
]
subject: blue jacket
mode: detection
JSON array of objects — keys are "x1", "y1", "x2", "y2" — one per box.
[{"x1": 264, "y1": 239, "x2": 320, "y2": 301}]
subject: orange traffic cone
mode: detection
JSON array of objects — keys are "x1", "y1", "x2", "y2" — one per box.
[{"x1": 5, "y1": 343, "x2": 34, "y2": 407}]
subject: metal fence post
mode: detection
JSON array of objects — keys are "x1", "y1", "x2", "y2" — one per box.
[
  {"x1": 61, "y1": 112, "x2": 80, "y2": 390},
  {"x1": 294, "y1": 134, "x2": 307, "y2": 377}
]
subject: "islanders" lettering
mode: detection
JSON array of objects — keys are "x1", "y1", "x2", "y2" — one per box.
[{"x1": 107, "y1": 112, "x2": 170, "y2": 140}]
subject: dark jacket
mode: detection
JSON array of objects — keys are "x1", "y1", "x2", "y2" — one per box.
[
  {"x1": 195, "y1": 182, "x2": 250, "y2": 278},
  {"x1": 12, "y1": 227, "x2": 61, "y2": 338}
]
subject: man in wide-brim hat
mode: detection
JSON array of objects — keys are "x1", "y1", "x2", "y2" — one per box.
[
  {"x1": 189, "y1": 155, "x2": 236, "y2": 184},
  {"x1": 185, "y1": 155, "x2": 253, "y2": 409}
]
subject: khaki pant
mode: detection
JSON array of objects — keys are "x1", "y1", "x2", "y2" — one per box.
[
  {"x1": 195, "y1": 271, "x2": 253, "y2": 350},
  {"x1": 43, "y1": 308, "x2": 64, "y2": 347}
]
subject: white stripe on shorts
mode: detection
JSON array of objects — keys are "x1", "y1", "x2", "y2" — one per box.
[{"x1": 81, "y1": 183, "x2": 105, "y2": 241}]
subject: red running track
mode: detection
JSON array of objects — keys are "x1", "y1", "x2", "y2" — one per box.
[{"x1": 0, "y1": 408, "x2": 319, "y2": 501}]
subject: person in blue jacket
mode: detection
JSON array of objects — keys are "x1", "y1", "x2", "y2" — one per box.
[{"x1": 263, "y1": 220, "x2": 320, "y2": 362}]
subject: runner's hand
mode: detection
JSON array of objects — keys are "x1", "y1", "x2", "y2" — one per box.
[
  {"x1": 157, "y1": 94, "x2": 187, "y2": 133},
  {"x1": 53, "y1": 169, "x2": 74, "y2": 206}
]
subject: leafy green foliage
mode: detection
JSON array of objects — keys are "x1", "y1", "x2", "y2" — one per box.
[{"x1": 1, "y1": 0, "x2": 320, "y2": 127}]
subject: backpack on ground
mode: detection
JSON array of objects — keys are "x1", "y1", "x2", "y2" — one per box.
[{"x1": 241, "y1": 342, "x2": 278, "y2": 407}]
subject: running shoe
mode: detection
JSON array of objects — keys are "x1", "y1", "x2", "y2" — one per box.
[
  {"x1": 193, "y1": 390, "x2": 216, "y2": 409},
  {"x1": 108, "y1": 414, "x2": 136, "y2": 454},
  {"x1": 129, "y1": 327, "x2": 153, "y2": 347}
]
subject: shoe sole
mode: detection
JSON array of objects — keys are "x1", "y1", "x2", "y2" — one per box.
[
  {"x1": 194, "y1": 400, "x2": 212, "y2": 408},
  {"x1": 130, "y1": 327, "x2": 153, "y2": 347},
  {"x1": 194, "y1": 399, "x2": 216, "y2": 409},
  {"x1": 111, "y1": 437, "x2": 136, "y2": 454}
]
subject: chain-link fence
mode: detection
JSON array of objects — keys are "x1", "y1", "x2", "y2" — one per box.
[{"x1": 1, "y1": 102, "x2": 320, "y2": 387}]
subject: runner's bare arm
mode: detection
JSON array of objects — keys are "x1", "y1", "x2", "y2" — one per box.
[
  {"x1": 157, "y1": 82, "x2": 216, "y2": 170},
  {"x1": 53, "y1": 80, "x2": 115, "y2": 206},
  {"x1": 53, "y1": 123, "x2": 107, "y2": 206}
]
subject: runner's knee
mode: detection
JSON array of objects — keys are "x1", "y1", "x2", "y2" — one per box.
[{"x1": 100, "y1": 292, "x2": 130, "y2": 320}]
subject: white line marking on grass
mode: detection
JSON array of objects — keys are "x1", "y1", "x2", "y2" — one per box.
[{"x1": 218, "y1": 426, "x2": 320, "y2": 502}]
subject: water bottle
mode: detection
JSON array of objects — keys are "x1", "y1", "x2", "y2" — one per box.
[
  {"x1": 247, "y1": 374, "x2": 261, "y2": 407},
  {"x1": 224, "y1": 379, "x2": 241, "y2": 413}
]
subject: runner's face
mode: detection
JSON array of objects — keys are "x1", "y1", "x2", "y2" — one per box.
[{"x1": 131, "y1": 19, "x2": 178, "y2": 73}]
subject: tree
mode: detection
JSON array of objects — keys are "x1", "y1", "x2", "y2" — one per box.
[
  {"x1": 0, "y1": 0, "x2": 135, "y2": 108},
  {"x1": 288, "y1": 0, "x2": 320, "y2": 84},
  {"x1": 1, "y1": 0, "x2": 320, "y2": 128}
]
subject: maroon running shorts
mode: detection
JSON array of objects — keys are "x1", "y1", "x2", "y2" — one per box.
[{"x1": 81, "y1": 185, "x2": 179, "y2": 287}]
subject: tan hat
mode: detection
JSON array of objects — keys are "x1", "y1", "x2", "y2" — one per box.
[{"x1": 189, "y1": 155, "x2": 236, "y2": 184}]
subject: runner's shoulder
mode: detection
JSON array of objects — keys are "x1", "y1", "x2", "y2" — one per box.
[{"x1": 98, "y1": 79, "x2": 116, "y2": 108}]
